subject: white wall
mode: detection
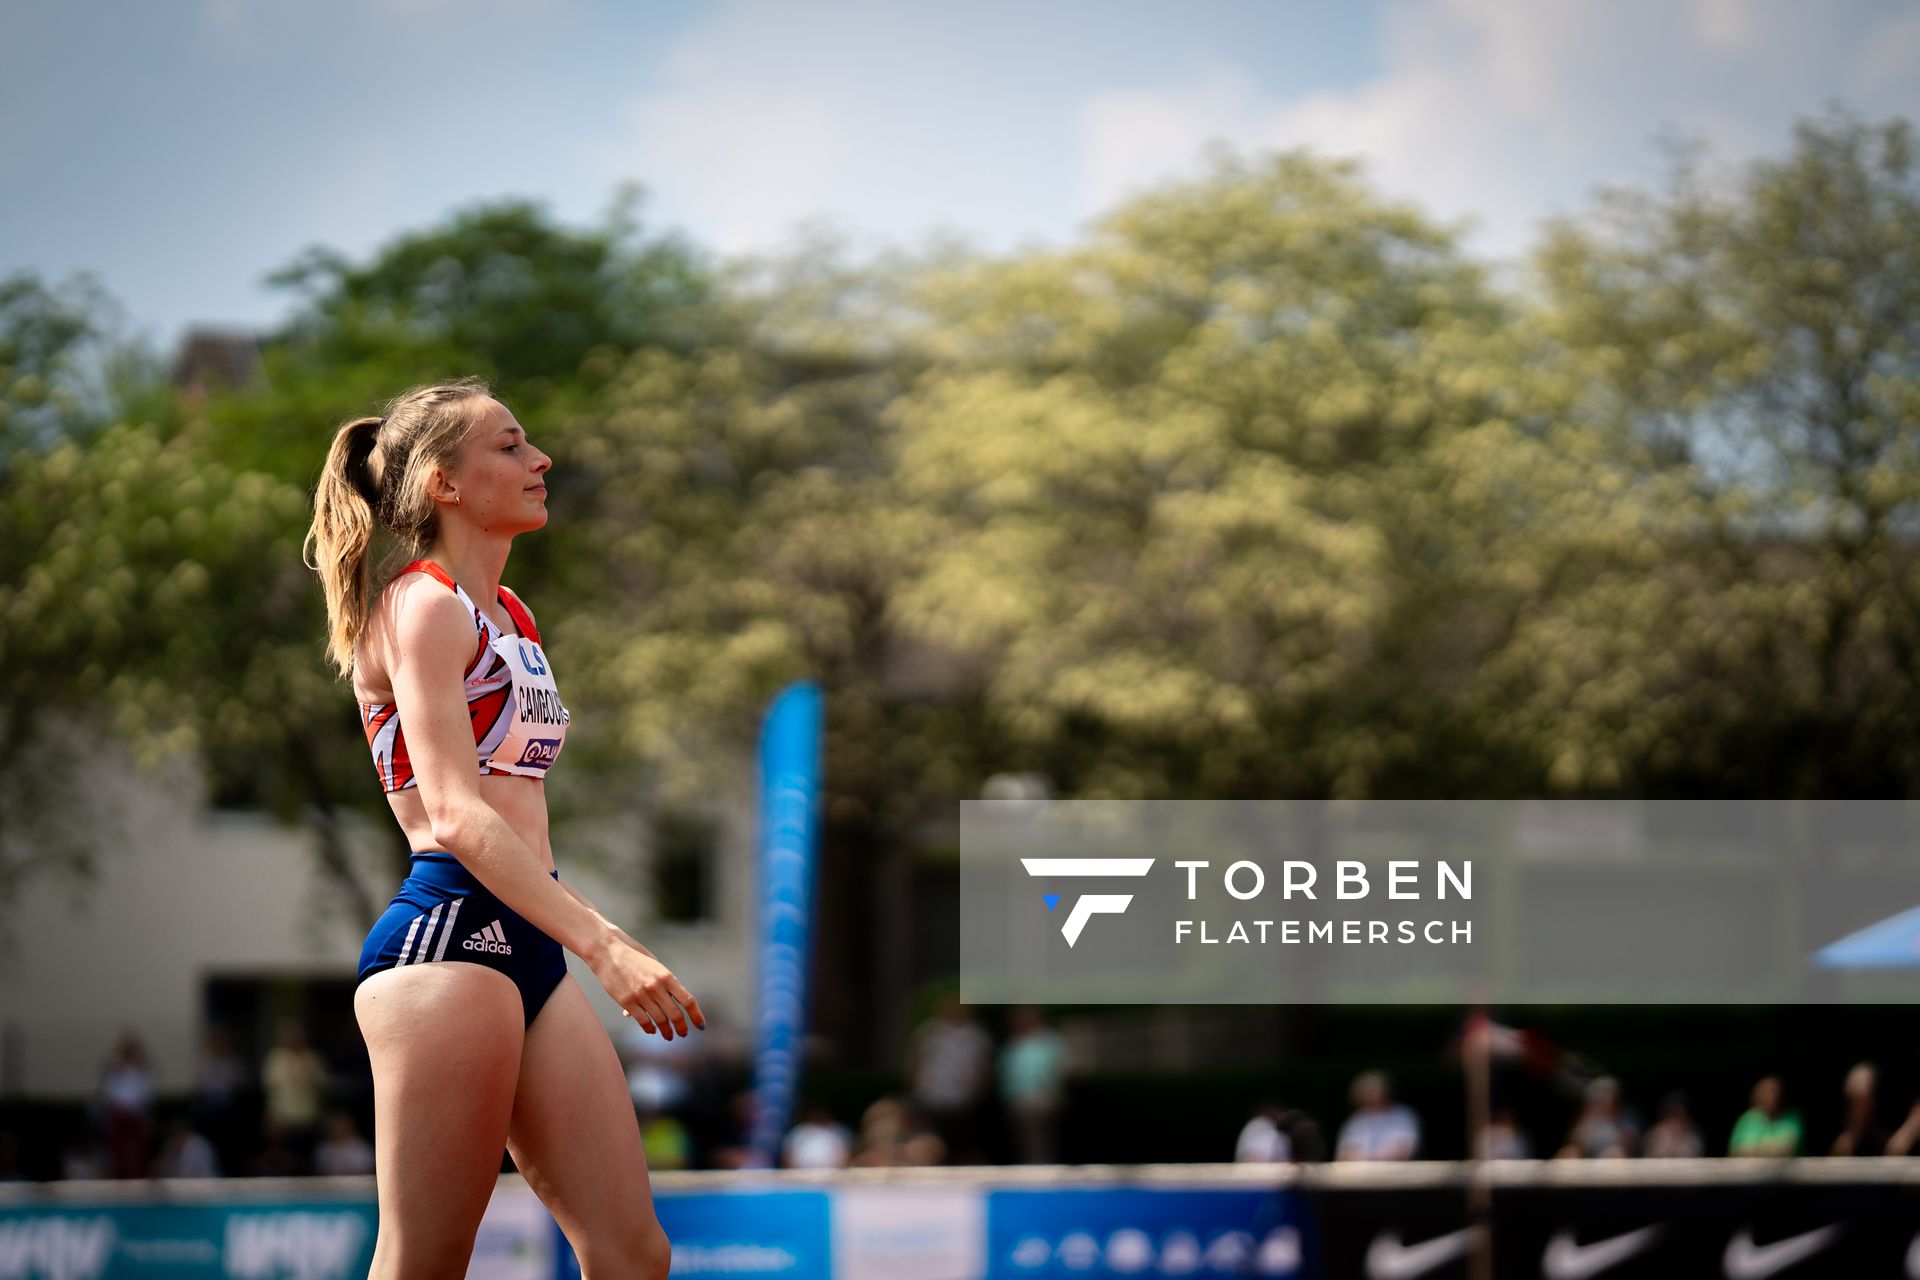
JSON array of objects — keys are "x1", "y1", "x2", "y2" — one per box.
[{"x1": 0, "y1": 741, "x2": 760, "y2": 1100}]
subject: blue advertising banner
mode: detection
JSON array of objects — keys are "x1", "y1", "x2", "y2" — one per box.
[
  {"x1": 744, "y1": 680, "x2": 825, "y2": 1170},
  {"x1": 0, "y1": 1199, "x2": 377, "y2": 1280},
  {"x1": 553, "y1": 1190, "x2": 832, "y2": 1280},
  {"x1": 985, "y1": 1186, "x2": 1306, "y2": 1279}
]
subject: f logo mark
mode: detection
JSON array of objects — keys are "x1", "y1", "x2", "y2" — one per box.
[{"x1": 1020, "y1": 858, "x2": 1156, "y2": 946}]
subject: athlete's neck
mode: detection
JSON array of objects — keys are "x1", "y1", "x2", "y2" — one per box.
[{"x1": 421, "y1": 533, "x2": 511, "y2": 610}]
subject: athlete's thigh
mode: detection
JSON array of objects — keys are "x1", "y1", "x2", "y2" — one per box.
[
  {"x1": 357, "y1": 963, "x2": 525, "y2": 1270},
  {"x1": 505, "y1": 975, "x2": 667, "y2": 1272}
]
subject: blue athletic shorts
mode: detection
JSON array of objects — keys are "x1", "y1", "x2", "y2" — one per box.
[{"x1": 357, "y1": 853, "x2": 571, "y2": 1028}]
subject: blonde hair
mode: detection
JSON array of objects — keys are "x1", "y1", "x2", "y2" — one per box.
[{"x1": 303, "y1": 376, "x2": 493, "y2": 677}]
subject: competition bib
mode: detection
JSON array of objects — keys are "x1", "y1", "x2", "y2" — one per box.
[{"x1": 488, "y1": 632, "x2": 569, "y2": 774}]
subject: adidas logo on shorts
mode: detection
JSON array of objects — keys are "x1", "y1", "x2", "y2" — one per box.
[{"x1": 463, "y1": 919, "x2": 513, "y2": 955}]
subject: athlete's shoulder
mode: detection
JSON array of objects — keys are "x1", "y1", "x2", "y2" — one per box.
[{"x1": 388, "y1": 573, "x2": 478, "y2": 658}]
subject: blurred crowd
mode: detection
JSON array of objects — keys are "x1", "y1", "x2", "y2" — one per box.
[
  {"x1": 1231, "y1": 1062, "x2": 1920, "y2": 1166},
  {"x1": 0, "y1": 995, "x2": 1062, "y2": 1180},
  {"x1": 9, "y1": 1010, "x2": 1920, "y2": 1182},
  {"x1": 2, "y1": 1020, "x2": 377, "y2": 1182}
]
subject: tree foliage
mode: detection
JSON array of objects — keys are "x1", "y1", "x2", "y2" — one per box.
[{"x1": 5, "y1": 109, "x2": 1919, "y2": 937}]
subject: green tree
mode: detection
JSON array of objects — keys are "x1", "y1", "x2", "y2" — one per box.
[
  {"x1": 1533, "y1": 109, "x2": 1920, "y2": 794},
  {"x1": 1, "y1": 195, "x2": 722, "y2": 926}
]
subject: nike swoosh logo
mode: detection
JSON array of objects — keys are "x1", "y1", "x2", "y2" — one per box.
[
  {"x1": 1543, "y1": 1226, "x2": 1663, "y2": 1280},
  {"x1": 1723, "y1": 1225, "x2": 1841, "y2": 1280},
  {"x1": 1367, "y1": 1228, "x2": 1478, "y2": 1280}
]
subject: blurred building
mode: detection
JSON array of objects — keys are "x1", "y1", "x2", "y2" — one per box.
[
  {"x1": 0, "y1": 728, "x2": 760, "y2": 1100},
  {"x1": 169, "y1": 328, "x2": 263, "y2": 403}
]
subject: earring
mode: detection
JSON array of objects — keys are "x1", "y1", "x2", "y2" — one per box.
[{"x1": 454, "y1": 493, "x2": 462, "y2": 505}]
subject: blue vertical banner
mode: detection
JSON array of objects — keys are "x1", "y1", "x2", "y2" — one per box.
[{"x1": 745, "y1": 680, "x2": 825, "y2": 1169}]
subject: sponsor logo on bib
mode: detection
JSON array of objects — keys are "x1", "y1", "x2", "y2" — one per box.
[{"x1": 516, "y1": 737, "x2": 561, "y2": 768}]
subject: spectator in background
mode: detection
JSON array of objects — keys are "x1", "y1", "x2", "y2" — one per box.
[
  {"x1": 1885, "y1": 1098, "x2": 1920, "y2": 1156},
  {"x1": 1557, "y1": 1076, "x2": 1639, "y2": 1159},
  {"x1": 1831, "y1": 1062, "x2": 1887, "y2": 1157},
  {"x1": 782, "y1": 1103, "x2": 853, "y2": 1170},
  {"x1": 261, "y1": 1019, "x2": 326, "y2": 1165},
  {"x1": 0, "y1": 1133, "x2": 26, "y2": 1182},
  {"x1": 60, "y1": 1135, "x2": 107, "y2": 1181},
  {"x1": 152, "y1": 1118, "x2": 221, "y2": 1179},
  {"x1": 1335, "y1": 1071, "x2": 1419, "y2": 1161},
  {"x1": 97, "y1": 1030, "x2": 156, "y2": 1178},
  {"x1": 1236, "y1": 1099, "x2": 1293, "y2": 1163},
  {"x1": 907, "y1": 995, "x2": 992, "y2": 1164},
  {"x1": 850, "y1": 1096, "x2": 946, "y2": 1168},
  {"x1": 675, "y1": 1014, "x2": 752, "y2": 1170},
  {"x1": 1476, "y1": 1106, "x2": 1531, "y2": 1161},
  {"x1": 849, "y1": 1097, "x2": 906, "y2": 1167},
  {"x1": 1729, "y1": 1075, "x2": 1800, "y2": 1157},
  {"x1": 999, "y1": 1007, "x2": 1067, "y2": 1165},
  {"x1": 249, "y1": 1115, "x2": 307, "y2": 1177},
  {"x1": 313, "y1": 1109, "x2": 375, "y2": 1176},
  {"x1": 637, "y1": 1105, "x2": 691, "y2": 1172},
  {"x1": 702, "y1": 1091, "x2": 761, "y2": 1171},
  {"x1": 1288, "y1": 1112, "x2": 1326, "y2": 1163},
  {"x1": 620, "y1": 1014, "x2": 694, "y2": 1116},
  {"x1": 1642, "y1": 1091, "x2": 1704, "y2": 1158},
  {"x1": 190, "y1": 1025, "x2": 250, "y2": 1178}
]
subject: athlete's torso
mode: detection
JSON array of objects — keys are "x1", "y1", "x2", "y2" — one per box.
[{"x1": 352, "y1": 559, "x2": 568, "y2": 869}]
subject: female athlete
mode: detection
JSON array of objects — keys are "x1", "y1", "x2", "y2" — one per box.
[{"x1": 304, "y1": 376, "x2": 702, "y2": 1279}]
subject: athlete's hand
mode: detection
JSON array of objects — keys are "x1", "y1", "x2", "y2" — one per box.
[{"x1": 591, "y1": 937, "x2": 704, "y2": 1040}]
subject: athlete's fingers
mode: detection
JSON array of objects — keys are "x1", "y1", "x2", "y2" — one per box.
[
  {"x1": 653, "y1": 989, "x2": 688, "y2": 1038},
  {"x1": 637, "y1": 991, "x2": 675, "y2": 1040},
  {"x1": 668, "y1": 980, "x2": 705, "y2": 1031}
]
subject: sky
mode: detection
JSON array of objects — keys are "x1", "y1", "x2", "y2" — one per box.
[{"x1": 4, "y1": 0, "x2": 1918, "y2": 355}]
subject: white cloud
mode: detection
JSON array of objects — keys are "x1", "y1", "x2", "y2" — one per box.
[
  {"x1": 610, "y1": 82, "x2": 853, "y2": 254},
  {"x1": 1855, "y1": 6, "x2": 1920, "y2": 96},
  {"x1": 1075, "y1": 0, "x2": 1920, "y2": 262},
  {"x1": 590, "y1": 0, "x2": 1101, "y2": 258},
  {"x1": 591, "y1": 1, "x2": 904, "y2": 254},
  {"x1": 1690, "y1": 0, "x2": 1756, "y2": 53}
]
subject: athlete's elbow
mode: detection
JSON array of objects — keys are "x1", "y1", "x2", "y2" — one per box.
[
  {"x1": 426, "y1": 814, "x2": 465, "y2": 853},
  {"x1": 422, "y1": 792, "x2": 485, "y2": 853}
]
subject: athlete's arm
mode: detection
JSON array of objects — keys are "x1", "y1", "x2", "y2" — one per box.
[
  {"x1": 390, "y1": 581, "x2": 701, "y2": 1036},
  {"x1": 557, "y1": 877, "x2": 655, "y2": 959},
  {"x1": 391, "y1": 580, "x2": 609, "y2": 956},
  {"x1": 555, "y1": 878, "x2": 706, "y2": 1035}
]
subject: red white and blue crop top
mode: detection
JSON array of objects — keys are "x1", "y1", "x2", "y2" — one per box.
[{"x1": 360, "y1": 560, "x2": 570, "y2": 793}]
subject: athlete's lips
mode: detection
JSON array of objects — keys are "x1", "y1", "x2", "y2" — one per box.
[{"x1": 525, "y1": 484, "x2": 547, "y2": 496}]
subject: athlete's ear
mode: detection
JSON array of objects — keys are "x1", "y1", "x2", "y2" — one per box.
[{"x1": 425, "y1": 464, "x2": 460, "y2": 508}]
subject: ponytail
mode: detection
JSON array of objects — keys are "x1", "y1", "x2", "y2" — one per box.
[
  {"x1": 303, "y1": 376, "x2": 493, "y2": 680},
  {"x1": 304, "y1": 415, "x2": 384, "y2": 677}
]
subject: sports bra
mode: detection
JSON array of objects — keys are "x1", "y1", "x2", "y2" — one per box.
[{"x1": 359, "y1": 560, "x2": 570, "y2": 793}]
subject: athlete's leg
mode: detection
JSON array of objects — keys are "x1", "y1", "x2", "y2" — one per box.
[
  {"x1": 356, "y1": 963, "x2": 525, "y2": 1280},
  {"x1": 506, "y1": 975, "x2": 670, "y2": 1280}
]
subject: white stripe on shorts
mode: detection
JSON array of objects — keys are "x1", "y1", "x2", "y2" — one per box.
[
  {"x1": 403, "y1": 903, "x2": 444, "y2": 965},
  {"x1": 396, "y1": 913, "x2": 423, "y2": 966},
  {"x1": 432, "y1": 897, "x2": 465, "y2": 961}
]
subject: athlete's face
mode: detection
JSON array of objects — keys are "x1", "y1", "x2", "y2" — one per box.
[{"x1": 446, "y1": 398, "x2": 552, "y2": 534}]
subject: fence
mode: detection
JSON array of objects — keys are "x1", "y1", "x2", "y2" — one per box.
[{"x1": 5, "y1": 1159, "x2": 1919, "y2": 1278}]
